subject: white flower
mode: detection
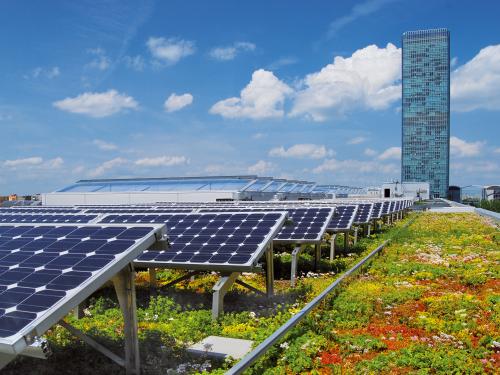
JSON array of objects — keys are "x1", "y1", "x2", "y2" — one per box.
[{"x1": 280, "y1": 342, "x2": 290, "y2": 349}]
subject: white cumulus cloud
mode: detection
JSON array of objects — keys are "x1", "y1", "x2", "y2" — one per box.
[
  {"x1": 313, "y1": 158, "x2": 398, "y2": 175},
  {"x1": 364, "y1": 148, "x2": 378, "y2": 157},
  {"x1": 269, "y1": 144, "x2": 334, "y2": 159},
  {"x1": 164, "y1": 93, "x2": 193, "y2": 112},
  {"x1": 87, "y1": 48, "x2": 111, "y2": 71},
  {"x1": 93, "y1": 139, "x2": 118, "y2": 151},
  {"x1": 290, "y1": 43, "x2": 401, "y2": 121},
  {"x1": 209, "y1": 42, "x2": 256, "y2": 61},
  {"x1": 147, "y1": 37, "x2": 195, "y2": 65},
  {"x1": 135, "y1": 155, "x2": 189, "y2": 167},
  {"x1": 347, "y1": 136, "x2": 368, "y2": 145},
  {"x1": 451, "y1": 44, "x2": 500, "y2": 112},
  {"x1": 210, "y1": 69, "x2": 293, "y2": 119},
  {"x1": 3, "y1": 157, "x2": 43, "y2": 168},
  {"x1": 377, "y1": 146, "x2": 401, "y2": 161},
  {"x1": 89, "y1": 157, "x2": 127, "y2": 177},
  {"x1": 247, "y1": 160, "x2": 274, "y2": 175},
  {"x1": 53, "y1": 89, "x2": 138, "y2": 118},
  {"x1": 450, "y1": 136, "x2": 484, "y2": 157},
  {"x1": 3, "y1": 156, "x2": 63, "y2": 170}
]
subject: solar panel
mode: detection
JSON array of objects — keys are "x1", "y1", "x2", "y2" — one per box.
[
  {"x1": 0, "y1": 214, "x2": 98, "y2": 224},
  {"x1": 371, "y1": 202, "x2": 383, "y2": 219},
  {"x1": 381, "y1": 201, "x2": 391, "y2": 215},
  {"x1": 198, "y1": 207, "x2": 334, "y2": 243},
  {"x1": 328, "y1": 205, "x2": 358, "y2": 232},
  {"x1": 98, "y1": 212, "x2": 287, "y2": 271},
  {"x1": 353, "y1": 203, "x2": 374, "y2": 224},
  {"x1": 0, "y1": 223, "x2": 164, "y2": 355},
  {"x1": 0, "y1": 208, "x2": 82, "y2": 214},
  {"x1": 388, "y1": 201, "x2": 396, "y2": 213},
  {"x1": 83, "y1": 208, "x2": 193, "y2": 214}
]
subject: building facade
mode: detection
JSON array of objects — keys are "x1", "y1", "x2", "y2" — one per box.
[{"x1": 402, "y1": 28, "x2": 450, "y2": 198}]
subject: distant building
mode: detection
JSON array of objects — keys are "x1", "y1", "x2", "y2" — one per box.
[
  {"x1": 42, "y1": 176, "x2": 322, "y2": 205},
  {"x1": 447, "y1": 185, "x2": 461, "y2": 203},
  {"x1": 483, "y1": 185, "x2": 500, "y2": 201},
  {"x1": 382, "y1": 181, "x2": 430, "y2": 200},
  {"x1": 402, "y1": 28, "x2": 450, "y2": 198}
]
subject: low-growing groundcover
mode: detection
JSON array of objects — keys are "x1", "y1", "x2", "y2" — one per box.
[{"x1": 3, "y1": 213, "x2": 498, "y2": 374}]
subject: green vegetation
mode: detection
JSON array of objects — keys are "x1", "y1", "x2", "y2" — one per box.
[{"x1": 479, "y1": 199, "x2": 500, "y2": 213}]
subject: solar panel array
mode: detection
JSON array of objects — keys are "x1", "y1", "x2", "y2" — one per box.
[
  {"x1": 198, "y1": 207, "x2": 334, "y2": 243},
  {"x1": 0, "y1": 223, "x2": 163, "y2": 351},
  {"x1": 99, "y1": 212, "x2": 287, "y2": 271}
]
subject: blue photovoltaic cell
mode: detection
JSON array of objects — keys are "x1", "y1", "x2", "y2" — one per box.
[
  {"x1": 0, "y1": 223, "x2": 159, "y2": 345},
  {"x1": 353, "y1": 204, "x2": 373, "y2": 224},
  {"x1": 0, "y1": 214, "x2": 97, "y2": 224},
  {"x1": 198, "y1": 207, "x2": 334, "y2": 243},
  {"x1": 371, "y1": 202, "x2": 384, "y2": 219},
  {"x1": 98, "y1": 212, "x2": 286, "y2": 269},
  {"x1": 328, "y1": 205, "x2": 357, "y2": 231}
]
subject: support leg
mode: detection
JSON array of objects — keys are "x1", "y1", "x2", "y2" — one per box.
[
  {"x1": 314, "y1": 243, "x2": 321, "y2": 272},
  {"x1": 212, "y1": 272, "x2": 239, "y2": 320},
  {"x1": 265, "y1": 243, "x2": 274, "y2": 297},
  {"x1": 329, "y1": 234, "x2": 337, "y2": 261},
  {"x1": 290, "y1": 246, "x2": 302, "y2": 287},
  {"x1": 112, "y1": 264, "x2": 140, "y2": 375},
  {"x1": 73, "y1": 303, "x2": 84, "y2": 319},
  {"x1": 367, "y1": 224, "x2": 371, "y2": 237},
  {"x1": 353, "y1": 227, "x2": 358, "y2": 245},
  {"x1": 149, "y1": 268, "x2": 157, "y2": 288},
  {"x1": 344, "y1": 231, "x2": 349, "y2": 251}
]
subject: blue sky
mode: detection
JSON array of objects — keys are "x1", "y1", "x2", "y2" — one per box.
[{"x1": 1, "y1": 0, "x2": 499, "y2": 194}]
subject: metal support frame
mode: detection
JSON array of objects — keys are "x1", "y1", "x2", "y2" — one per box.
[
  {"x1": 366, "y1": 224, "x2": 371, "y2": 237},
  {"x1": 212, "y1": 272, "x2": 240, "y2": 320},
  {"x1": 235, "y1": 279, "x2": 266, "y2": 297},
  {"x1": 59, "y1": 321, "x2": 125, "y2": 368},
  {"x1": 343, "y1": 231, "x2": 349, "y2": 250},
  {"x1": 290, "y1": 246, "x2": 302, "y2": 287},
  {"x1": 20, "y1": 338, "x2": 52, "y2": 360},
  {"x1": 163, "y1": 270, "x2": 201, "y2": 288},
  {"x1": 58, "y1": 264, "x2": 140, "y2": 374},
  {"x1": 112, "y1": 264, "x2": 140, "y2": 375},
  {"x1": 265, "y1": 243, "x2": 274, "y2": 297},
  {"x1": 353, "y1": 227, "x2": 359, "y2": 245},
  {"x1": 314, "y1": 243, "x2": 321, "y2": 272},
  {"x1": 329, "y1": 234, "x2": 336, "y2": 261},
  {"x1": 148, "y1": 268, "x2": 157, "y2": 289},
  {"x1": 73, "y1": 303, "x2": 84, "y2": 319}
]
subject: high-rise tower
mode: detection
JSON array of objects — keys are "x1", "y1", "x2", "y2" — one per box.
[{"x1": 402, "y1": 28, "x2": 450, "y2": 198}]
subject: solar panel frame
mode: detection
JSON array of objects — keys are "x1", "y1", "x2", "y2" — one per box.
[
  {"x1": 122, "y1": 211, "x2": 288, "y2": 272},
  {"x1": 0, "y1": 223, "x2": 165, "y2": 355}
]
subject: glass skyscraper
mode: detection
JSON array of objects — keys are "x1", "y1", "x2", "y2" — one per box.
[{"x1": 402, "y1": 28, "x2": 450, "y2": 198}]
